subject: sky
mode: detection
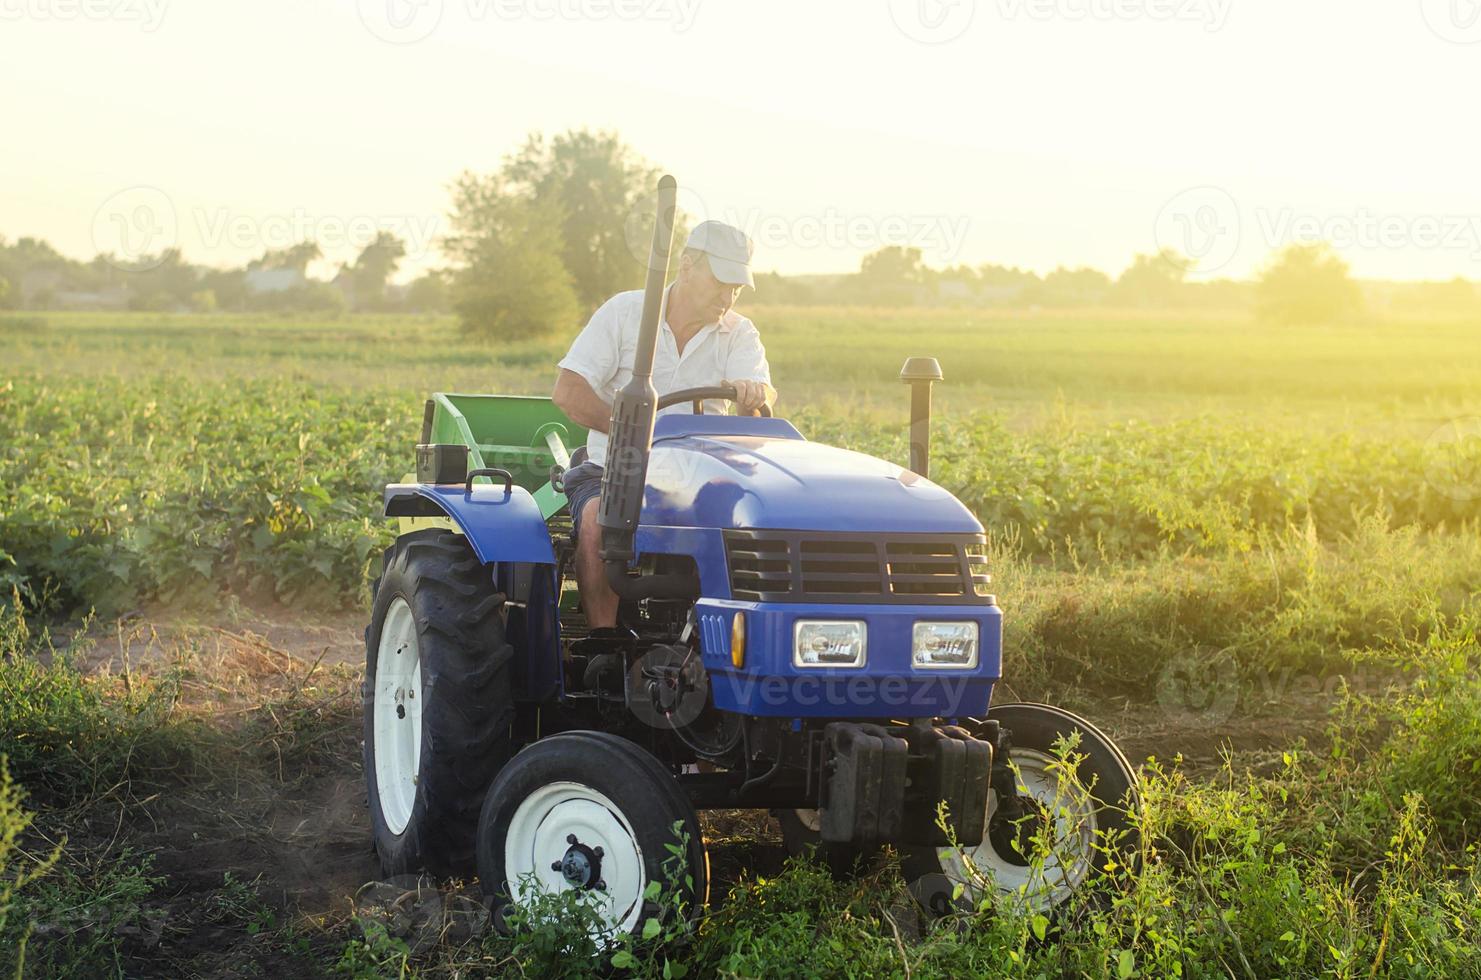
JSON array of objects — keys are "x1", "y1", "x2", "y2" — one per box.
[{"x1": 3, "y1": 0, "x2": 1480, "y2": 283}]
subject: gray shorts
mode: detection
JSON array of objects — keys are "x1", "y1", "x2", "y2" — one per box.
[{"x1": 562, "y1": 449, "x2": 604, "y2": 542}]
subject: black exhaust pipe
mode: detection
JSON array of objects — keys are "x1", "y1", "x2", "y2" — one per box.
[
  {"x1": 900, "y1": 356, "x2": 943, "y2": 478},
  {"x1": 596, "y1": 175, "x2": 696, "y2": 600}
]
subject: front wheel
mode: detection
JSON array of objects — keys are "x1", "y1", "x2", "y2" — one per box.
[
  {"x1": 903, "y1": 703, "x2": 1140, "y2": 917},
  {"x1": 477, "y1": 732, "x2": 709, "y2": 939}
]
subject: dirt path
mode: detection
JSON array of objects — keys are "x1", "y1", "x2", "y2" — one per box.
[{"x1": 63, "y1": 601, "x2": 1338, "y2": 971}]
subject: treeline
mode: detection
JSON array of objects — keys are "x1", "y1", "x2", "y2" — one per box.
[
  {"x1": 4, "y1": 128, "x2": 1478, "y2": 330},
  {"x1": 0, "y1": 233, "x2": 449, "y2": 316}
]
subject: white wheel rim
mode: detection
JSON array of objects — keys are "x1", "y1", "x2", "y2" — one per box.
[
  {"x1": 504, "y1": 781, "x2": 647, "y2": 937},
  {"x1": 937, "y1": 748, "x2": 1099, "y2": 912},
  {"x1": 373, "y1": 596, "x2": 422, "y2": 836}
]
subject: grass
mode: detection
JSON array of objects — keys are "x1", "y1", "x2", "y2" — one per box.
[{"x1": 5, "y1": 307, "x2": 1481, "y2": 975}]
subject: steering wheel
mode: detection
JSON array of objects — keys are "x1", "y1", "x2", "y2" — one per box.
[{"x1": 657, "y1": 385, "x2": 772, "y2": 418}]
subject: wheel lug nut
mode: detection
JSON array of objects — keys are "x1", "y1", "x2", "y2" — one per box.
[
  {"x1": 594, "y1": 880, "x2": 606, "y2": 891},
  {"x1": 551, "y1": 861, "x2": 564, "y2": 872},
  {"x1": 566, "y1": 834, "x2": 578, "y2": 845},
  {"x1": 592, "y1": 846, "x2": 603, "y2": 858}
]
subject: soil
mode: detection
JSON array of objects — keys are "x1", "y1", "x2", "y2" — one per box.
[{"x1": 53, "y1": 599, "x2": 1341, "y2": 975}]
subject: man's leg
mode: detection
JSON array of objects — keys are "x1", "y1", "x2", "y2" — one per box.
[{"x1": 575, "y1": 497, "x2": 620, "y2": 628}]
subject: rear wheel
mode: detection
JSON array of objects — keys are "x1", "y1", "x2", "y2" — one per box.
[
  {"x1": 477, "y1": 731, "x2": 708, "y2": 939},
  {"x1": 903, "y1": 703, "x2": 1139, "y2": 917},
  {"x1": 364, "y1": 530, "x2": 515, "y2": 878}
]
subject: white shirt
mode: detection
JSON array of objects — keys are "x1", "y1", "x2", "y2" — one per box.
[{"x1": 558, "y1": 288, "x2": 772, "y2": 467}]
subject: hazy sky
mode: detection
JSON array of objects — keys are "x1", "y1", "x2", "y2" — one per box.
[{"x1": 4, "y1": 0, "x2": 1479, "y2": 282}]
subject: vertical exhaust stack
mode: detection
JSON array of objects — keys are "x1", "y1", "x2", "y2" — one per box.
[
  {"x1": 900, "y1": 356, "x2": 943, "y2": 478},
  {"x1": 598, "y1": 175, "x2": 678, "y2": 570}
]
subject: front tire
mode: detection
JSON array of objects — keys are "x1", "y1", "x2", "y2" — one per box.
[
  {"x1": 477, "y1": 731, "x2": 708, "y2": 939},
  {"x1": 364, "y1": 530, "x2": 516, "y2": 878},
  {"x1": 903, "y1": 703, "x2": 1140, "y2": 917}
]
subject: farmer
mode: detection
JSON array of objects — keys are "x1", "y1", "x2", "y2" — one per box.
[{"x1": 552, "y1": 220, "x2": 776, "y2": 628}]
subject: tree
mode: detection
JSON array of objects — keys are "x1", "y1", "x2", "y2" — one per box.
[
  {"x1": 858, "y1": 246, "x2": 927, "y2": 305},
  {"x1": 1025, "y1": 266, "x2": 1112, "y2": 307},
  {"x1": 1256, "y1": 243, "x2": 1362, "y2": 325},
  {"x1": 343, "y1": 231, "x2": 406, "y2": 311},
  {"x1": 405, "y1": 270, "x2": 451, "y2": 314},
  {"x1": 1115, "y1": 249, "x2": 1193, "y2": 307},
  {"x1": 501, "y1": 129, "x2": 669, "y2": 309},
  {"x1": 445, "y1": 178, "x2": 580, "y2": 340},
  {"x1": 250, "y1": 241, "x2": 322, "y2": 276}
]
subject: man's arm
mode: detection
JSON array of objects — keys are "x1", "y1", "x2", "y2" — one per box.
[{"x1": 552, "y1": 369, "x2": 613, "y2": 433}]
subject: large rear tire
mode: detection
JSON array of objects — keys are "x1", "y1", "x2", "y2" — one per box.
[
  {"x1": 903, "y1": 703, "x2": 1139, "y2": 917},
  {"x1": 364, "y1": 529, "x2": 515, "y2": 878},
  {"x1": 476, "y1": 731, "x2": 709, "y2": 939}
]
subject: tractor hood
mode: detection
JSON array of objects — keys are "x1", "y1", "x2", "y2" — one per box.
[{"x1": 638, "y1": 416, "x2": 982, "y2": 534}]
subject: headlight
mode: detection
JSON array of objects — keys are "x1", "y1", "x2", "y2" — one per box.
[
  {"x1": 912, "y1": 621, "x2": 979, "y2": 669},
  {"x1": 793, "y1": 620, "x2": 867, "y2": 668}
]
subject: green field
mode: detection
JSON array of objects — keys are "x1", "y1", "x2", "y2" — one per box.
[{"x1": 3, "y1": 308, "x2": 1481, "y2": 977}]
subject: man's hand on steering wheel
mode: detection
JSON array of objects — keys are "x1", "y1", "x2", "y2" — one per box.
[{"x1": 724, "y1": 378, "x2": 770, "y2": 414}]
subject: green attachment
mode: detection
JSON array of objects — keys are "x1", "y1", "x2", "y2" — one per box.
[{"x1": 423, "y1": 394, "x2": 590, "y2": 520}]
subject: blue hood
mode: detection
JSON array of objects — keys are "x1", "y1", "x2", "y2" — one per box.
[{"x1": 637, "y1": 416, "x2": 982, "y2": 534}]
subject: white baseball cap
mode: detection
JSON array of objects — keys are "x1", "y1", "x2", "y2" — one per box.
[{"x1": 685, "y1": 220, "x2": 755, "y2": 288}]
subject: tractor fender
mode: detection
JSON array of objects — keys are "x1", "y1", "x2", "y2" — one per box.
[{"x1": 383, "y1": 483, "x2": 555, "y2": 565}]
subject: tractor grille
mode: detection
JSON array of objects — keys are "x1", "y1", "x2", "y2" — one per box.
[{"x1": 724, "y1": 531, "x2": 991, "y2": 604}]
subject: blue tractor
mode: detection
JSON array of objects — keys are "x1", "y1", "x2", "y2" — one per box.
[{"x1": 363, "y1": 177, "x2": 1139, "y2": 936}]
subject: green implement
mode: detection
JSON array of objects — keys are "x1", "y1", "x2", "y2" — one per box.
[{"x1": 421, "y1": 393, "x2": 589, "y2": 520}]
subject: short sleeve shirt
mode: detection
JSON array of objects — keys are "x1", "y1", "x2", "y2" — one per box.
[{"x1": 557, "y1": 288, "x2": 771, "y2": 467}]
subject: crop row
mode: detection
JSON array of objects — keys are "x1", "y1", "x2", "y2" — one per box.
[{"x1": 2, "y1": 376, "x2": 1478, "y2": 615}]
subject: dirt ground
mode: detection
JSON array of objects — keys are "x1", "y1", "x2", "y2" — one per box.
[{"x1": 57, "y1": 600, "x2": 1338, "y2": 973}]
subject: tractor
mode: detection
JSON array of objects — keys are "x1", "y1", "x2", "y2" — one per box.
[{"x1": 362, "y1": 176, "x2": 1139, "y2": 937}]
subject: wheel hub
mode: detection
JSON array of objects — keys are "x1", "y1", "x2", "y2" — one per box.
[
  {"x1": 989, "y1": 794, "x2": 1051, "y2": 867},
  {"x1": 552, "y1": 834, "x2": 606, "y2": 890}
]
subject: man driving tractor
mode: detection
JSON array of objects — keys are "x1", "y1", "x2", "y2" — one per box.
[{"x1": 552, "y1": 219, "x2": 777, "y2": 628}]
